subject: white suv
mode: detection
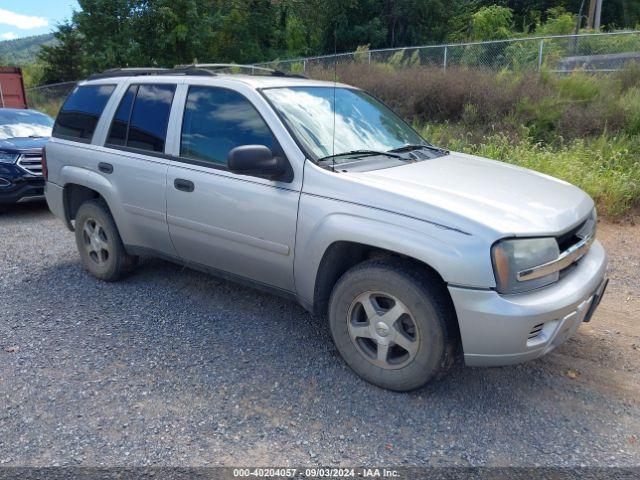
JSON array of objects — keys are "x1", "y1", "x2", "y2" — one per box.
[{"x1": 44, "y1": 65, "x2": 608, "y2": 391}]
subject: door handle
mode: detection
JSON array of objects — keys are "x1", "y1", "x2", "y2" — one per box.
[
  {"x1": 174, "y1": 178, "x2": 195, "y2": 192},
  {"x1": 98, "y1": 162, "x2": 113, "y2": 174}
]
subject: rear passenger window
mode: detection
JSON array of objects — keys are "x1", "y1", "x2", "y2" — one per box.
[
  {"x1": 106, "y1": 84, "x2": 175, "y2": 153},
  {"x1": 53, "y1": 84, "x2": 115, "y2": 142},
  {"x1": 106, "y1": 85, "x2": 136, "y2": 146},
  {"x1": 180, "y1": 86, "x2": 275, "y2": 166}
]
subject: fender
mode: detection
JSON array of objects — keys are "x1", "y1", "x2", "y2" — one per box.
[
  {"x1": 294, "y1": 193, "x2": 496, "y2": 306},
  {"x1": 59, "y1": 165, "x2": 134, "y2": 244}
]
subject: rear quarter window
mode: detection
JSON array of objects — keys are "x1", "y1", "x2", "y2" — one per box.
[{"x1": 52, "y1": 84, "x2": 116, "y2": 142}]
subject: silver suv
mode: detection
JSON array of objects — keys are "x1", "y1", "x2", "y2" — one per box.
[{"x1": 44, "y1": 65, "x2": 608, "y2": 391}]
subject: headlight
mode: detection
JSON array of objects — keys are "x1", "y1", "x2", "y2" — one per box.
[
  {"x1": 491, "y1": 237, "x2": 560, "y2": 294},
  {"x1": 0, "y1": 151, "x2": 20, "y2": 164}
]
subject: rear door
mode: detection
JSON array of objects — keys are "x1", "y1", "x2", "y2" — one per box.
[
  {"x1": 165, "y1": 84, "x2": 301, "y2": 291},
  {"x1": 96, "y1": 82, "x2": 177, "y2": 255}
]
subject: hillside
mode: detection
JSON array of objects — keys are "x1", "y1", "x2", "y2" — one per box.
[{"x1": 0, "y1": 34, "x2": 56, "y2": 65}]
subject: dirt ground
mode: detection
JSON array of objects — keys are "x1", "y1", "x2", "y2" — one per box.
[{"x1": 558, "y1": 219, "x2": 639, "y2": 403}]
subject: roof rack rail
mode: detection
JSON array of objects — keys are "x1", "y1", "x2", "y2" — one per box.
[
  {"x1": 87, "y1": 67, "x2": 171, "y2": 80},
  {"x1": 87, "y1": 66, "x2": 220, "y2": 80},
  {"x1": 86, "y1": 63, "x2": 307, "y2": 80},
  {"x1": 175, "y1": 63, "x2": 307, "y2": 78}
]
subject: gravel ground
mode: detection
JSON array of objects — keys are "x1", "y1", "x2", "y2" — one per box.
[{"x1": 1, "y1": 203, "x2": 638, "y2": 467}]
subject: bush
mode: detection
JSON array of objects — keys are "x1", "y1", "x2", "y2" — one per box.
[
  {"x1": 322, "y1": 64, "x2": 551, "y2": 128},
  {"x1": 621, "y1": 88, "x2": 640, "y2": 135},
  {"x1": 614, "y1": 61, "x2": 640, "y2": 92},
  {"x1": 471, "y1": 6, "x2": 514, "y2": 40},
  {"x1": 555, "y1": 72, "x2": 600, "y2": 101}
]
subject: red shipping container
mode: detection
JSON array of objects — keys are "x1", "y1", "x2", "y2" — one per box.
[{"x1": 0, "y1": 66, "x2": 27, "y2": 109}]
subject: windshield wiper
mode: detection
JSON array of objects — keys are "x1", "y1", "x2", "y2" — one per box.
[
  {"x1": 317, "y1": 149, "x2": 405, "y2": 164},
  {"x1": 389, "y1": 144, "x2": 449, "y2": 155}
]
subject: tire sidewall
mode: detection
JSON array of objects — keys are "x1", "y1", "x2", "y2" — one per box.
[
  {"x1": 74, "y1": 201, "x2": 125, "y2": 281},
  {"x1": 329, "y1": 263, "x2": 446, "y2": 391}
]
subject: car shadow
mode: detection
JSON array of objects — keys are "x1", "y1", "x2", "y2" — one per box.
[{"x1": 0, "y1": 201, "x2": 50, "y2": 219}]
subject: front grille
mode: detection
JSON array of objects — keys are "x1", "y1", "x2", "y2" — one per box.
[
  {"x1": 555, "y1": 212, "x2": 596, "y2": 275},
  {"x1": 556, "y1": 219, "x2": 587, "y2": 251},
  {"x1": 17, "y1": 153, "x2": 43, "y2": 176}
]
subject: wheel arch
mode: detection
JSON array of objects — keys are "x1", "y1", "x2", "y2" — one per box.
[
  {"x1": 63, "y1": 183, "x2": 103, "y2": 229},
  {"x1": 311, "y1": 240, "x2": 454, "y2": 321},
  {"x1": 60, "y1": 167, "x2": 119, "y2": 231}
]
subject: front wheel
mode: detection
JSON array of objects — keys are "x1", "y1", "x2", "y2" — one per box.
[{"x1": 328, "y1": 259, "x2": 458, "y2": 391}]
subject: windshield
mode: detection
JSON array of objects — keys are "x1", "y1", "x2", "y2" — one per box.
[
  {"x1": 262, "y1": 87, "x2": 426, "y2": 160},
  {"x1": 0, "y1": 109, "x2": 54, "y2": 140}
]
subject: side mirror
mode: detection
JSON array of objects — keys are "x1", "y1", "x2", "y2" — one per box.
[{"x1": 228, "y1": 145, "x2": 287, "y2": 180}]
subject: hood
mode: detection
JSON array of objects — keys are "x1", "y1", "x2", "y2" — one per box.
[
  {"x1": 350, "y1": 151, "x2": 594, "y2": 236},
  {"x1": 0, "y1": 136, "x2": 49, "y2": 152}
]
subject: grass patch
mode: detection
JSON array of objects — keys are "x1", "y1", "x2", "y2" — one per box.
[{"x1": 421, "y1": 124, "x2": 640, "y2": 217}]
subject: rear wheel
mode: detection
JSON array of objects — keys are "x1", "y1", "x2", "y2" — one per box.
[
  {"x1": 74, "y1": 200, "x2": 137, "y2": 281},
  {"x1": 328, "y1": 259, "x2": 458, "y2": 391}
]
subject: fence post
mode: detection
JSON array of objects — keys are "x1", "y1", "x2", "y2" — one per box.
[
  {"x1": 303, "y1": 59, "x2": 307, "y2": 73},
  {"x1": 537, "y1": 39, "x2": 544, "y2": 71},
  {"x1": 443, "y1": 45, "x2": 448, "y2": 71}
]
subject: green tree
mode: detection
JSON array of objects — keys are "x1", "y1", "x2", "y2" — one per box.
[
  {"x1": 209, "y1": 0, "x2": 278, "y2": 63},
  {"x1": 38, "y1": 21, "x2": 87, "y2": 83},
  {"x1": 535, "y1": 7, "x2": 575, "y2": 35},
  {"x1": 73, "y1": 0, "x2": 142, "y2": 71},
  {"x1": 471, "y1": 5, "x2": 515, "y2": 40},
  {"x1": 37, "y1": 0, "x2": 640, "y2": 84},
  {"x1": 135, "y1": 0, "x2": 215, "y2": 66},
  {"x1": 382, "y1": 0, "x2": 450, "y2": 47}
]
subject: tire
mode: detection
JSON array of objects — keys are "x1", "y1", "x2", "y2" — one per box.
[
  {"x1": 74, "y1": 199, "x2": 138, "y2": 281},
  {"x1": 328, "y1": 259, "x2": 458, "y2": 391}
]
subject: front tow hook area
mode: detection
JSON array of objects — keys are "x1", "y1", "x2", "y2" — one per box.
[{"x1": 583, "y1": 278, "x2": 609, "y2": 323}]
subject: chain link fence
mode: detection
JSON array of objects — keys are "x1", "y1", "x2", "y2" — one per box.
[
  {"x1": 256, "y1": 31, "x2": 640, "y2": 75},
  {"x1": 25, "y1": 32, "x2": 640, "y2": 115},
  {"x1": 26, "y1": 81, "x2": 76, "y2": 117}
]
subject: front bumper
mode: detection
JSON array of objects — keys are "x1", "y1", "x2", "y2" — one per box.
[
  {"x1": 449, "y1": 240, "x2": 608, "y2": 367},
  {"x1": 0, "y1": 164, "x2": 45, "y2": 204}
]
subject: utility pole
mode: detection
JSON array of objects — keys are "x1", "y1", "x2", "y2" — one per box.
[
  {"x1": 587, "y1": 0, "x2": 596, "y2": 28},
  {"x1": 587, "y1": 0, "x2": 603, "y2": 30},
  {"x1": 594, "y1": 0, "x2": 603, "y2": 30},
  {"x1": 573, "y1": 0, "x2": 586, "y2": 54},
  {"x1": 575, "y1": 0, "x2": 586, "y2": 33}
]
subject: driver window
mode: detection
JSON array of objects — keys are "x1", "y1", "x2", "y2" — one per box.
[{"x1": 180, "y1": 86, "x2": 276, "y2": 166}]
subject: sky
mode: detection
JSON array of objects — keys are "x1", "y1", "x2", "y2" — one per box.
[{"x1": 0, "y1": 0, "x2": 79, "y2": 41}]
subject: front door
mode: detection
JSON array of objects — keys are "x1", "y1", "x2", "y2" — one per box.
[{"x1": 166, "y1": 86, "x2": 300, "y2": 291}]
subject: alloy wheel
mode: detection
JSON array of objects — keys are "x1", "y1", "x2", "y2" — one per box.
[
  {"x1": 347, "y1": 291, "x2": 420, "y2": 369},
  {"x1": 81, "y1": 217, "x2": 111, "y2": 266}
]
